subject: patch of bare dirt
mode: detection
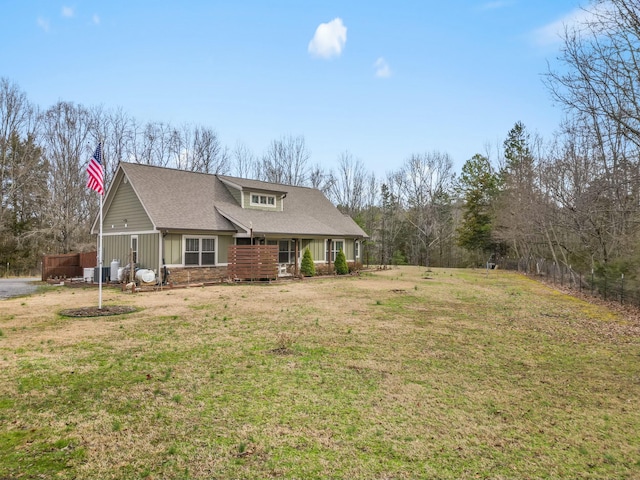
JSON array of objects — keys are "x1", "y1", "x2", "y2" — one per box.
[
  {"x1": 59, "y1": 305, "x2": 137, "y2": 317},
  {"x1": 268, "y1": 347, "x2": 297, "y2": 355}
]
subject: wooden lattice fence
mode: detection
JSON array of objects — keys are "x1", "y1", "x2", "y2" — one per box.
[
  {"x1": 42, "y1": 251, "x2": 97, "y2": 281},
  {"x1": 227, "y1": 245, "x2": 278, "y2": 281}
]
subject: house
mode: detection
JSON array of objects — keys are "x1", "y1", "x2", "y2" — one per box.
[{"x1": 92, "y1": 162, "x2": 368, "y2": 283}]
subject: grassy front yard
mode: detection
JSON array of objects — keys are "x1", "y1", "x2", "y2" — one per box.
[{"x1": 0, "y1": 267, "x2": 638, "y2": 478}]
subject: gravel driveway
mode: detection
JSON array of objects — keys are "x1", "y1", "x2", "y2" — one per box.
[{"x1": 0, "y1": 277, "x2": 40, "y2": 300}]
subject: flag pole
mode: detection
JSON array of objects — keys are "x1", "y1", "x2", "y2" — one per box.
[
  {"x1": 98, "y1": 184, "x2": 103, "y2": 309},
  {"x1": 98, "y1": 139, "x2": 105, "y2": 310},
  {"x1": 87, "y1": 141, "x2": 105, "y2": 310}
]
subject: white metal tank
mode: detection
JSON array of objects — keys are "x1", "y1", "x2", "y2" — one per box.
[
  {"x1": 135, "y1": 269, "x2": 156, "y2": 285},
  {"x1": 110, "y1": 260, "x2": 120, "y2": 283}
]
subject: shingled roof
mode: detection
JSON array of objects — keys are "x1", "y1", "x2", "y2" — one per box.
[
  {"x1": 119, "y1": 162, "x2": 236, "y2": 232},
  {"x1": 116, "y1": 163, "x2": 368, "y2": 238}
]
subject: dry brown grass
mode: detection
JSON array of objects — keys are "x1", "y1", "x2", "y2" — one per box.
[{"x1": 1, "y1": 267, "x2": 639, "y2": 479}]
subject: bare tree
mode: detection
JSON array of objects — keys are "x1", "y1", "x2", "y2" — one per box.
[
  {"x1": 189, "y1": 125, "x2": 230, "y2": 174},
  {"x1": 134, "y1": 121, "x2": 174, "y2": 167},
  {"x1": 259, "y1": 134, "x2": 310, "y2": 185},
  {"x1": 397, "y1": 151, "x2": 454, "y2": 265},
  {"x1": 232, "y1": 141, "x2": 258, "y2": 178},
  {"x1": 546, "y1": 0, "x2": 640, "y2": 149},
  {"x1": 91, "y1": 105, "x2": 137, "y2": 187},
  {"x1": 169, "y1": 124, "x2": 188, "y2": 170},
  {"x1": 0, "y1": 78, "x2": 47, "y2": 269},
  {"x1": 0, "y1": 78, "x2": 40, "y2": 234},
  {"x1": 360, "y1": 172, "x2": 379, "y2": 265},
  {"x1": 0, "y1": 78, "x2": 37, "y2": 158},
  {"x1": 537, "y1": 0, "x2": 640, "y2": 273},
  {"x1": 329, "y1": 151, "x2": 366, "y2": 216},
  {"x1": 309, "y1": 163, "x2": 334, "y2": 195},
  {"x1": 40, "y1": 101, "x2": 95, "y2": 253},
  {"x1": 540, "y1": 117, "x2": 640, "y2": 269},
  {"x1": 379, "y1": 172, "x2": 407, "y2": 265}
]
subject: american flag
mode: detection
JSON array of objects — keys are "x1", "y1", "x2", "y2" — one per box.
[{"x1": 86, "y1": 143, "x2": 104, "y2": 195}]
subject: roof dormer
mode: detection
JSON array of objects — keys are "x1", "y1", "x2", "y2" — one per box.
[{"x1": 218, "y1": 176, "x2": 287, "y2": 211}]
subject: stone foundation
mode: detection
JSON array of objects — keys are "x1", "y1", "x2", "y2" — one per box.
[
  {"x1": 167, "y1": 262, "x2": 361, "y2": 284},
  {"x1": 168, "y1": 266, "x2": 228, "y2": 284}
]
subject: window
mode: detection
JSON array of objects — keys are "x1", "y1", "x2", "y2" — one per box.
[
  {"x1": 250, "y1": 192, "x2": 276, "y2": 207},
  {"x1": 184, "y1": 236, "x2": 216, "y2": 266},
  {"x1": 131, "y1": 235, "x2": 138, "y2": 264},
  {"x1": 326, "y1": 239, "x2": 345, "y2": 262},
  {"x1": 279, "y1": 240, "x2": 292, "y2": 264},
  {"x1": 355, "y1": 240, "x2": 360, "y2": 260},
  {"x1": 265, "y1": 239, "x2": 294, "y2": 263},
  {"x1": 201, "y1": 238, "x2": 216, "y2": 265}
]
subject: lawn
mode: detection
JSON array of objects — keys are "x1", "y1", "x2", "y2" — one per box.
[{"x1": 0, "y1": 267, "x2": 639, "y2": 479}]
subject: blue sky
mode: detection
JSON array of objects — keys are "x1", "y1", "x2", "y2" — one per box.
[{"x1": 1, "y1": 1, "x2": 588, "y2": 175}]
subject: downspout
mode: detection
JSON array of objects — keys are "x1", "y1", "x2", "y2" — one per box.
[{"x1": 159, "y1": 230, "x2": 163, "y2": 285}]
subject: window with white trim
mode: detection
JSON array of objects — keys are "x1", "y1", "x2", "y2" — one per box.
[
  {"x1": 131, "y1": 235, "x2": 138, "y2": 264},
  {"x1": 326, "y1": 239, "x2": 345, "y2": 262},
  {"x1": 265, "y1": 239, "x2": 295, "y2": 263},
  {"x1": 184, "y1": 236, "x2": 216, "y2": 266},
  {"x1": 279, "y1": 240, "x2": 293, "y2": 264},
  {"x1": 355, "y1": 240, "x2": 360, "y2": 260},
  {"x1": 250, "y1": 192, "x2": 276, "y2": 207}
]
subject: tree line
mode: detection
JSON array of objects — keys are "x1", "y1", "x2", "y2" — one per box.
[
  {"x1": 458, "y1": 0, "x2": 640, "y2": 283},
  {"x1": 2, "y1": 0, "x2": 639, "y2": 280},
  {"x1": 0, "y1": 77, "x2": 463, "y2": 273}
]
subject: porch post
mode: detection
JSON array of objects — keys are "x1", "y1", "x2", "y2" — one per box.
[{"x1": 158, "y1": 231, "x2": 163, "y2": 285}]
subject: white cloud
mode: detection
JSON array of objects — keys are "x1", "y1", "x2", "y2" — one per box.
[
  {"x1": 531, "y1": 3, "x2": 612, "y2": 47},
  {"x1": 374, "y1": 57, "x2": 391, "y2": 78},
  {"x1": 532, "y1": 8, "x2": 583, "y2": 46},
  {"x1": 37, "y1": 17, "x2": 50, "y2": 32},
  {"x1": 308, "y1": 18, "x2": 347, "y2": 59},
  {"x1": 92, "y1": 14, "x2": 100, "y2": 25},
  {"x1": 61, "y1": 6, "x2": 74, "y2": 18}
]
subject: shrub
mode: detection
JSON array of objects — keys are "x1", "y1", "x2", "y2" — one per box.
[
  {"x1": 334, "y1": 248, "x2": 348, "y2": 275},
  {"x1": 300, "y1": 248, "x2": 315, "y2": 277}
]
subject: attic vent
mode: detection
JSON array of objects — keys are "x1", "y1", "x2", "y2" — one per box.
[{"x1": 124, "y1": 177, "x2": 128, "y2": 184}]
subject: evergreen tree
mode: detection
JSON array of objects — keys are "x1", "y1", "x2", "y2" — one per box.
[
  {"x1": 300, "y1": 247, "x2": 315, "y2": 276},
  {"x1": 334, "y1": 248, "x2": 348, "y2": 275},
  {"x1": 495, "y1": 121, "x2": 539, "y2": 260},
  {"x1": 456, "y1": 154, "x2": 500, "y2": 253},
  {"x1": 502, "y1": 121, "x2": 532, "y2": 177}
]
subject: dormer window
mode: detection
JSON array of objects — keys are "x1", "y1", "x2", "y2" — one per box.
[{"x1": 250, "y1": 193, "x2": 276, "y2": 207}]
